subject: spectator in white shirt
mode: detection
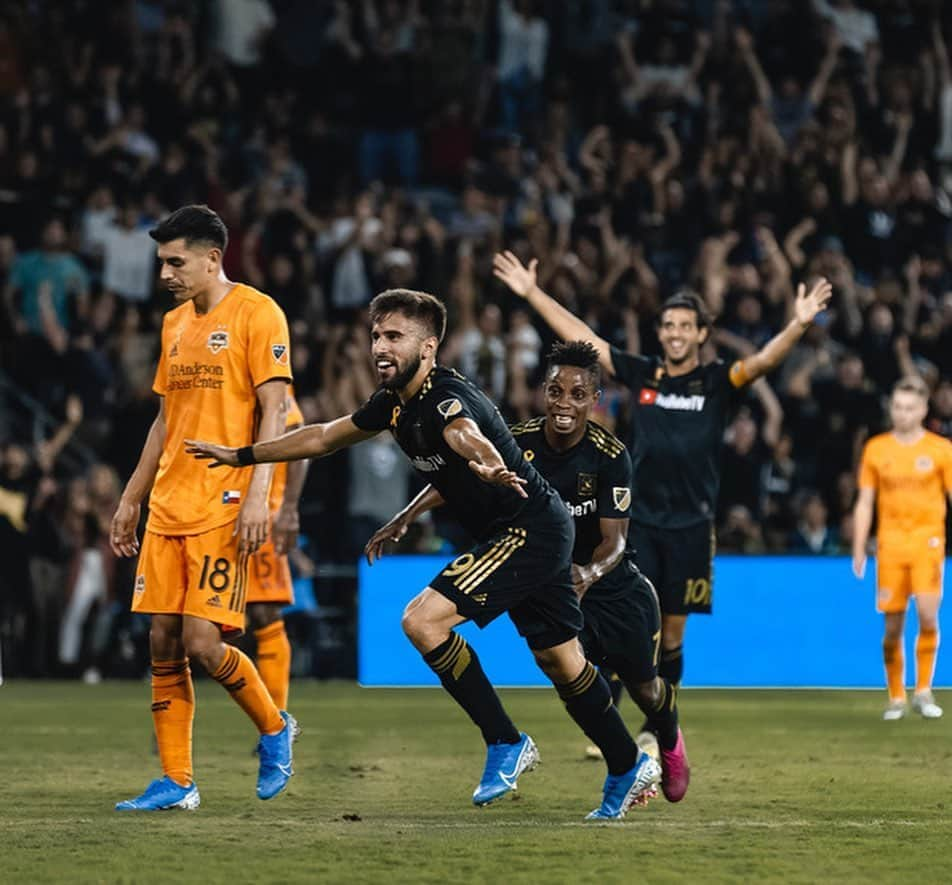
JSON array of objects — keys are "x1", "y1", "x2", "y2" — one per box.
[{"x1": 101, "y1": 203, "x2": 156, "y2": 303}]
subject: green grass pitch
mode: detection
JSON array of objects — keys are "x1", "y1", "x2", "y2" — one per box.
[{"x1": 1, "y1": 681, "x2": 951, "y2": 884}]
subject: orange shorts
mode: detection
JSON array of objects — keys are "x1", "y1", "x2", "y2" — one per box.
[
  {"x1": 245, "y1": 535, "x2": 294, "y2": 606},
  {"x1": 133, "y1": 521, "x2": 249, "y2": 631},
  {"x1": 875, "y1": 553, "x2": 945, "y2": 614}
]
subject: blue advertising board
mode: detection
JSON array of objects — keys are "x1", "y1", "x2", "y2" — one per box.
[{"x1": 358, "y1": 556, "x2": 951, "y2": 687}]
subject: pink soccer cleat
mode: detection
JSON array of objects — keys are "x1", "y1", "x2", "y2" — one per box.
[{"x1": 659, "y1": 728, "x2": 690, "y2": 802}]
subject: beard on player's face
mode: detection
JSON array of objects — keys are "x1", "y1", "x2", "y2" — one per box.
[{"x1": 380, "y1": 351, "x2": 422, "y2": 390}]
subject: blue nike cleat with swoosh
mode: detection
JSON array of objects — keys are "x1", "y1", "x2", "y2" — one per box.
[{"x1": 472, "y1": 733, "x2": 539, "y2": 806}]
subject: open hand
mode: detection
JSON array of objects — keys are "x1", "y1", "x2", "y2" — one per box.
[
  {"x1": 185, "y1": 439, "x2": 240, "y2": 467},
  {"x1": 364, "y1": 514, "x2": 412, "y2": 565},
  {"x1": 468, "y1": 461, "x2": 528, "y2": 498},
  {"x1": 493, "y1": 251, "x2": 538, "y2": 299},
  {"x1": 794, "y1": 277, "x2": 833, "y2": 327}
]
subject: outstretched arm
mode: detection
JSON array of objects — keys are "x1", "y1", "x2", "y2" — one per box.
[
  {"x1": 443, "y1": 417, "x2": 527, "y2": 498},
  {"x1": 735, "y1": 278, "x2": 833, "y2": 384},
  {"x1": 493, "y1": 251, "x2": 615, "y2": 376},
  {"x1": 364, "y1": 484, "x2": 446, "y2": 565},
  {"x1": 186, "y1": 415, "x2": 377, "y2": 467}
]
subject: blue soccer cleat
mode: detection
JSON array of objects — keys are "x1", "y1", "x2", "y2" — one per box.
[
  {"x1": 115, "y1": 776, "x2": 200, "y2": 811},
  {"x1": 256, "y1": 710, "x2": 296, "y2": 800},
  {"x1": 472, "y1": 732, "x2": 540, "y2": 806},
  {"x1": 585, "y1": 750, "x2": 662, "y2": 820}
]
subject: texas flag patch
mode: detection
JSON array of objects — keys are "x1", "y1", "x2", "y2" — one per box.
[
  {"x1": 222, "y1": 490, "x2": 241, "y2": 504},
  {"x1": 639, "y1": 388, "x2": 658, "y2": 405}
]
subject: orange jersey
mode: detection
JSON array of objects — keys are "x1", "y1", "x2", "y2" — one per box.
[
  {"x1": 267, "y1": 389, "x2": 304, "y2": 512},
  {"x1": 858, "y1": 431, "x2": 952, "y2": 556},
  {"x1": 148, "y1": 283, "x2": 292, "y2": 535}
]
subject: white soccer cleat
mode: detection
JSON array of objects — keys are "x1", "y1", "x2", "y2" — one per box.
[
  {"x1": 911, "y1": 691, "x2": 943, "y2": 719},
  {"x1": 882, "y1": 699, "x2": 907, "y2": 721}
]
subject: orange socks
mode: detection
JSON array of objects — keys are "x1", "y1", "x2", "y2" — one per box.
[
  {"x1": 211, "y1": 645, "x2": 284, "y2": 735},
  {"x1": 882, "y1": 636, "x2": 905, "y2": 702},
  {"x1": 151, "y1": 660, "x2": 194, "y2": 787},
  {"x1": 915, "y1": 629, "x2": 939, "y2": 694},
  {"x1": 254, "y1": 620, "x2": 291, "y2": 710}
]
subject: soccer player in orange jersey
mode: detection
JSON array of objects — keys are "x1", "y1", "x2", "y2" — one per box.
[
  {"x1": 246, "y1": 388, "x2": 308, "y2": 711},
  {"x1": 853, "y1": 376, "x2": 952, "y2": 721},
  {"x1": 109, "y1": 205, "x2": 297, "y2": 810}
]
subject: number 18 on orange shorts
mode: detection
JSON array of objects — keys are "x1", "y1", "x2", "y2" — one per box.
[{"x1": 133, "y1": 521, "x2": 248, "y2": 632}]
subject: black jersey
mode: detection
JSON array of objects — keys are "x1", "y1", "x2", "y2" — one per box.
[
  {"x1": 610, "y1": 347, "x2": 745, "y2": 530},
  {"x1": 352, "y1": 366, "x2": 560, "y2": 541},
  {"x1": 510, "y1": 417, "x2": 637, "y2": 598}
]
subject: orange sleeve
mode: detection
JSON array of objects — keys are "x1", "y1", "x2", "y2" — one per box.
[
  {"x1": 858, "y1": 441, "x2": 878, "y2": 490},
  {"x1": 728, "y1": 360, "x2": 750, "y2": 388},
  {"x1": 152, "y1": 320, "x2": 170, "y2": 396},
  {"x1": 247, "y1": 299, "x2": 292, "y2": 388}
]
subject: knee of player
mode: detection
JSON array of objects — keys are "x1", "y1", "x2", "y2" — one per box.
[
  {"x1": 532, "y1": 646, "x2": 582, "y2": 684},
  {"x1": 400, "y1": 604, "x2": 427, "y2": 644},
  {"x1": 182, "y1": 631, "x2": 221, "y2": 670},
  {"x1": 247, "y1": 603, "x2": 281, "y2": 631},
  {"x1": 149, "y1": 617, "x2": 184, "y2": 658},
  {"x1": 629, "y1": 679, "x2": 659, "y2": 709}
]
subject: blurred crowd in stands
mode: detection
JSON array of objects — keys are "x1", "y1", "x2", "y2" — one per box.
[{"x1": 1, "y1": 0, "x2": 951, "y2": 677}]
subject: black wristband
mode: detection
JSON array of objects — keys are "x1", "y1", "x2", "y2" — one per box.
[{"x1": 236, "y1": 445, "x2": 256, "y2": 466}]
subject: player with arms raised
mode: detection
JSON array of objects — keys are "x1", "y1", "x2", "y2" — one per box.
[
  {"x1": 493, "y1": 251, "x2": 831, "y2": 700},
  {"x1": 853, "y1": 376, "x2": 952, "y2": 720},
  {"x1": 111, "y1": 205, "x2": 296, "y2": 811},
  {"x1": 187, "y1": 289, "x2": 661, "y2": 819}
]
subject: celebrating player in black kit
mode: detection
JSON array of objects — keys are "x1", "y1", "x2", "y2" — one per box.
[
  {"x1": 493, "y1": 252, "x2": 832, "y2": 692},
  {"x1": 368, "y1": 341, "x2": 689, "y2": 803},
  {"x1": 186, "y1": 289, "x2": 660, "y2": 819}
]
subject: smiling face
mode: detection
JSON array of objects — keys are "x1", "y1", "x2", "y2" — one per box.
[
  {"x1": 658, "y1": 306, "x2": 707, "y2": 367},
  {"x1": 371, "y1": 310, "x2": 437, "y2": 391},
  {"x1": 544, "y1": 364, "x2": 600, "y2": 443},
  {"x1": 156, "y1": 238, "x2": 222, "y2": 303}
]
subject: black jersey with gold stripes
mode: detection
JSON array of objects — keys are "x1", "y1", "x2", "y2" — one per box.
[
  {"x1": 510, "y1": 417, "x2": 639, "y2": 598},
  {"x1": 352, "y1": 366, "x2": 565, "y2": 542}
]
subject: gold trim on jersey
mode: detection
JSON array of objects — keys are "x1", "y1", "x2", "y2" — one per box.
[
  {"x1": 586, "y1": 421, "x2": 625, "y2": 458},
  {"x1": 455, "y1": 528, "x2": 527, "y2": 593},
  {"x1": 510, "y1": 417, "x2": 546, "y2": 436}
]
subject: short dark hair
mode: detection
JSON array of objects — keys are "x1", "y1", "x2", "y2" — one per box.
[
  {"x1": 893, "y1": 375, "x2": 929, "y2": 399},
  {"x1": 546, "y1": 340, "x2": 601, "y2": 388},
  {"x1": 369, "y1": 289, "x2": 447, "y2": 342},
  {"x1": 658, "y1": 289, "x2": 711, "y2": 331},
  {"x1": 149, "y1": 204, "x2": 228, "y2": 252}
]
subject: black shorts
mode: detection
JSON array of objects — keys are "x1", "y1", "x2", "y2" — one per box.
[
  {"x1": 428, "y1": 509, "x2": 581, "y2": 651},
  {"x1": 579, "y1": 563, "x2": 662, "y2": 684},
  {"x1": 630, "y1": 520, "x2": 715, "y2": 616}
]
